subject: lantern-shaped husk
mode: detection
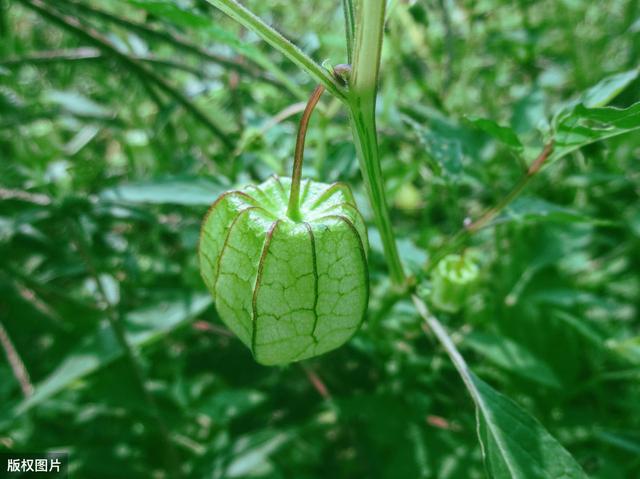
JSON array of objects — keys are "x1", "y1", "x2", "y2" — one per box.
[{"x1": 199, "y1": 176, "x2": 368, "y2": 365}]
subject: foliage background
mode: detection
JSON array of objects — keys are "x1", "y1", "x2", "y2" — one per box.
[{"x1": 1, "y1": 0, "x2": 639, "y2": 477}]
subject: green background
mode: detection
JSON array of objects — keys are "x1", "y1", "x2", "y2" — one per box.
[{"x1": 1, "y1": 0, "x2": 639, "y2": 477}]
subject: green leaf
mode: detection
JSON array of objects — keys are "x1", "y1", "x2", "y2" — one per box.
[
  {"x1": 412, "y1": 296, "x2": 588, "y2": 479},
  {"x1": 473, "y1": 373, "x2": 588, "y2": 479},
  {"x1": 223, "y1": 430, "x2": 291, "y2": 478},
  {"x1": 204, "y1": 0, "x2": 344, "y2": 99},
  {"x1": 581, "y1": 68, "x2": 639, "y2": 108},
  {"x1": 496, "y1": 197, "x2": 614, "y2": 226},
  {"x1": 127, "y1": 0, "x2": 211, "y2": 28},
  {"x1": 466, "y1": 116, "x2": 523, "y2": 149},
  {"x1": 606, "y1": 336, "x2": 640, "y2": 365},
  {"x1": 45, "y1": 90, "x2": 112, "y2": 118},
  {"x1": 198, "y1": 389, "x2": 266, "y2": 425},
  {"x1": 16, "y1": 294, "x2": 212, "y2": 413},
  {"x1": 404, "y1": 120, "x2": 464, "y2": 176},
  {"x1": 464, "y1": 331, "x2": 562, "y2": 388},
  {"x1": 549, "y1": 101, "x2": 640, "y2": 165},
  {"x1": 100, "y1": 177, "x2": 228, "y2": 205}
]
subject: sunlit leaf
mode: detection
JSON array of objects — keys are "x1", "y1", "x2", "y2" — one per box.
[
  {"x1": 100, "y1": 177, "x2": 228, "y2": 205},
  {"x1": 413, "y1": 296, "x2": 588, "y2": 479},
  {"x1": 581, "y1": 68, "x2": 639, "y2": 108},
  {"x1": 550, "y1": 101, "x2": 640, "y2": 164}
]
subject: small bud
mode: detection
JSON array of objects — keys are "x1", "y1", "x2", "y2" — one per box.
[{"x1": 430, "y1": 253, "x2": 480, "y2": 313}]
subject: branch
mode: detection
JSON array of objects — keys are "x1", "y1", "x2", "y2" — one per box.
[
  {"x1": 19, "y1": 0, "x2": 233, "y2": 150},
  {"x1": 0, "y1": 321, "x2": 34, "y2": 398},
  {"x1": 52, "y1": 0, "x2": 287, "y2": 90},
  {"x1": 0, "y1": 47, "x2": 278, "y2": 87},
  {"x1": 70, "y1": 220, "x2": 180, "y2": 478},
  {"x1": 426, "y1": 142, "x2": 555, "y2": 271},
  {"x1": 204, "y1": 0, "x2": 346, "y2": 100}
]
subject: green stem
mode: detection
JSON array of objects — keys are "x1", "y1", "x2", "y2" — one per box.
[
  {"x1": 20, "y1": 0, "x2": 232, "y2": 149},
  {"x1": 71, "y1": 221, "x2": 180, "y2": 478},
  {"x1": 205, "y1": 0, "x2": 346, "y2": 100},
  {"x1": 287, "y1": 84, "x2": 325, "y2": 221},
  {"x1": 56, "y1": 0, "x2": 296, "y2": 96},
  {"x1": 426, "y1": 142, "x2": 554, "y2": 272},
  {"x1": 348, "y1": 0, "x2": 406, "y2": 286},
  {"x1": 342, "y1": 0, "x2": 355, "y2": 63},
  {"x1": 207, "y1": 0, "x2": 406, "y2": 284}
]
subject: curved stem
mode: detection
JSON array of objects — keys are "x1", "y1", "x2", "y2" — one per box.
[{"x1": 287, "y1": 84, "x2": 325, "y2": 221}]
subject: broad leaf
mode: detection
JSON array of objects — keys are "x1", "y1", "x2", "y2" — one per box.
[
  {"x1": 473, "y1": 373, "x2": 588, "y2": 479},
  {"x1": 466, "y1": 116, "x2": 523, "y2": 149},
  {"x1": 496, "y1": 197, "x2": 614, "y2": 227},
  {"x1": 581, "y1": 68, "x2": 639, "y2": 108},
  {"x1": 16, "y1": 294, "x2": 212, "y2": 413},
  {"x1": 549, "y1": 101, "x2": 640, "y2": 165},
  {"x1": 464, "y1": 331, "x2": 562, "y2": 388},
  {"x1": 100, "y1": 177, "x2": 228, "y2": 205},
  {"x1": 127, "y1": 0, "x2": 211, "y2": 28},
  {"x1": 412, "y1": 296, "x2": 588, "y2": 479}
]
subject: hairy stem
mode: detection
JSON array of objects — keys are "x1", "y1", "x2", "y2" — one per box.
[
  {"x1": 205, "y1": 0, "x2": 346, "y2": 100},
  {"x1": 349, "y1": 0, "x2": 406, "y2": 286},
  {"x1": 287, "y1": 84, "x2": 325, "y2": 221}
]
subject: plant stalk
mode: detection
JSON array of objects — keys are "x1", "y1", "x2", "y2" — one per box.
[
  {"x1": 287, "y1": 84, "x2": 325, "y2": 221},
  {"x1": 426, "y1": 142, "x2": 555, "y2": 271},
  {"x1": 348, "y1": 0, "x2": 406, "y2": 286},
  {"x1": 70, "y1": 221, "x2": 180, "y2": 478}
]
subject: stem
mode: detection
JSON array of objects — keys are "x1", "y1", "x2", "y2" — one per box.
[
  {"x1": 287, "y1": 84, "x2": 325, "y2": 221},
  {"x1": 54, "y1": 0, "x2": 295, "y2": 95},
  {"x1": 71, "y1": 221, "x2": 180, "y2": 478},
  {"x1": 349, "y1": 0, "x2": 406, "y2": 286},
  {"x1": 412, "y1": 295, "x2": 477, "y2": 395},
  {"x1": 0, "y1": 321, "x2": 34, "y2": 398},
  {"x1": 342, "y1": 0, "x2": 355, "y2": 63},
  {"x1": 19, "y1": 0, "x2": 233, "y2": 150},
  {"x1": 426, "y1": 142, "x2": 555, "y2": 271},
  {"x1": 205, "y1": 0, "x2": 346, "y2": 100}
]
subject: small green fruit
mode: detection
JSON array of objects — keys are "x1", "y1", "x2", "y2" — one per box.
[
  {"x1": 199, "y1": 176, "x2": 368, "y2": 365},
  {"x1": 430, "y1": 253, "x2": 479, "y2": 313}
]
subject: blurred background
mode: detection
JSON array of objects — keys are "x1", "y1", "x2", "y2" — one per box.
[{"x1": 1, "y1": 0, "x2": 639, "y2": 477}]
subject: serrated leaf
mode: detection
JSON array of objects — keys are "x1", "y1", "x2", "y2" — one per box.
[
  {"x1": 16, "y1": 294, "x2": 212, "y2": 413},
  {"x1": 464, "y1": 332, "x2": 562, "y2": 388},
  {"x1": 549, "y1": 101, "x2": 640, "y2": 165},
  {"x1": 466, "y1": 116, "x2": 523, "y2": 149},
  {"x1": 100, "y1": 177, "x2": 228, "y2": 205}
]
